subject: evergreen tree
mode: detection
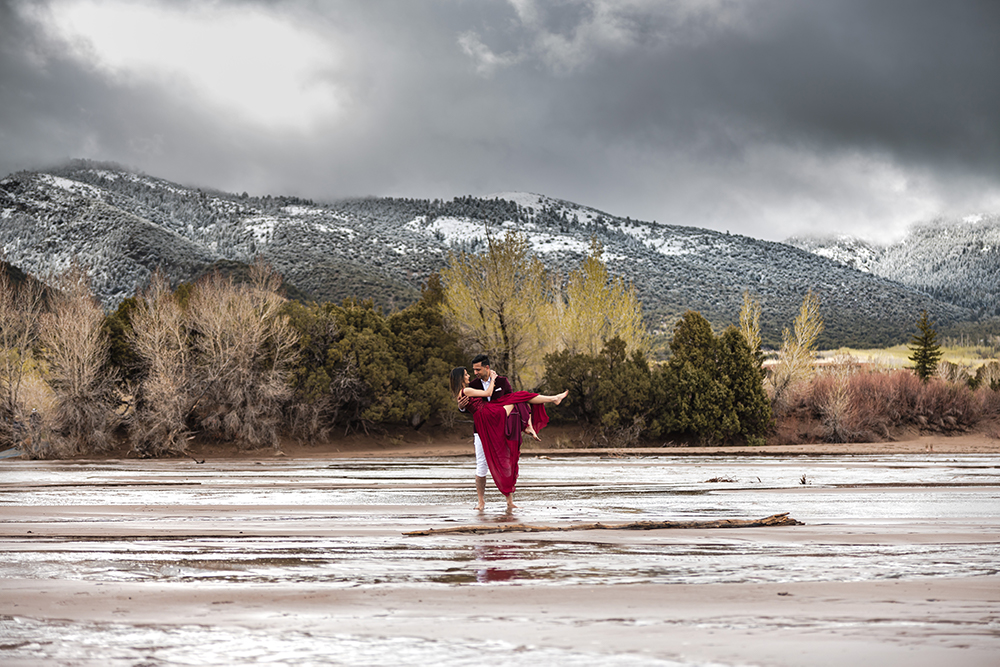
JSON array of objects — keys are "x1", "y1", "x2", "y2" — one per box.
[
  {"x1": 717, "y1": 327, "x2": 772, "y2": 445},
  {"x1": 663, "y1": 311, "x2": 738, "y2": 443},
  {"x1": 591, "y1": 337, "x2": 653, "y2": 432},
  {"x1": 103, "y1": 296, "x2": 142, "y2": 384},
  {"x1": 387, "y1": 276, "x2": 468, "y2": 428},
  {"x1": 283, "y1": 276, "x2": 467, "y2": 434},
  {"x1": 909, "y1": 310, "x2": 943, "y2": 381}
]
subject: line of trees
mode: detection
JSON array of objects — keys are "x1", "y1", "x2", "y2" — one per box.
[
  {"x1": 3, "y1": 229, "x2": 998, "y2": 458},
  {"x1": 1, "y1": 258, "x2": 475, "y2": 458},
  {"x1": 441, "y1": 231, "x2": 770, "y2": 445}
]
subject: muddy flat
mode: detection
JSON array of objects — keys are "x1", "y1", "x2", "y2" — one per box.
[{"x1": 1, "y1": 451, "x2": 998, "y2": 666}]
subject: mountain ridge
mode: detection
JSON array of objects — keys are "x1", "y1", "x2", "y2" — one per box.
[{"x1": 0, "y1": 161, "x2": 982, "y2": 349}]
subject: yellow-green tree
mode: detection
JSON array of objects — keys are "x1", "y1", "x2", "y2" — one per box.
[
  {"x1": 739, "y1": 290, "x2": 762, "y2": 364},
  {"x1": 770, "y1": 290, "x2": 824, "y2": 405},
  {"x1": 441, "y1": 231, "x2": 557, "y2": 389},
  {"x1": 561, "y1": 238, "x2": 648, "y2": 356}
]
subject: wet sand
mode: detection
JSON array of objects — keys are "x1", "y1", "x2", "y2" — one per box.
[
  {"x1": 1, "y1": 451, "x2": 998, "y2": 666},
  {"x1": 3, "y1": 575, "x2": 998, "y2": 666}
]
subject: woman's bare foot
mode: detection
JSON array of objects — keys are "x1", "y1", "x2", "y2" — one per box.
[
  {"x1": 505, "y1": 494, "x2": 518, "y2": 511},
  {"x1": 554, "y1": 390, "x2": 569, "y2": 405},
  {"x1": 524, "y1": 425, "x2": 541, "y2": 441}
]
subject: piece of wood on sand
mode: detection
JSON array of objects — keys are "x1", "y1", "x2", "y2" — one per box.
[{"x1": 404, "y1": 512, "x2": 801, "y2": 536}]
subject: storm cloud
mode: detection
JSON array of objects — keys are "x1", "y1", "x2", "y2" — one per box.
[{"x1": 1, "y1": 0, "x2": 998, "y2": 242}]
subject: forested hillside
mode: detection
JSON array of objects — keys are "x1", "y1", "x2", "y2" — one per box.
[
  {"x1": 789, "y1": 214, "x2": 1000, "y2": 318},
  {"x1": 0, "y1": 160, "x2": 979, "y2": 349}
]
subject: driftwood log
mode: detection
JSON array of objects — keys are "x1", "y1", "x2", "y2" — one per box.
[{"x1": 404, "y1": 512, "x2": 801, "y2": 536}]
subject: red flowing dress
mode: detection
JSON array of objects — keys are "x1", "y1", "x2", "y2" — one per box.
[{"x1": 463, "y1": 390, "x2": 550, "y2": 496}]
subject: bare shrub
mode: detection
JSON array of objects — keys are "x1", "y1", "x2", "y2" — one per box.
[
  {"x1": 580, "y1": 416, "x2": 645, "y2": 449},
  {"x1": 776, "y1": 364, "x2": 995, "y2": 444},
  {"x1": 975, "y1": 384, "x2": 1000, "y2": 420},
  {"x1": 916, "y1": 379, "x2": 979, "y2": 431},
  {"x1": 128, "y1": 271, "x2": 193, "y2": 457},
  {"x1": 187, "y1": 261, "x2": 298, "y2": 450},
  {"x1": 936, "y1": 360, "x2": 971, "y2": 385},
  {"x1": 8, "y1": 373, "x2": 58, "y2": 458},
  {"x1": 813, "y1": 373, "x2": 854, "y2": 442},
  {"x1": 39, "y1": 266, "x2": 120, "y2": 455},
  {"x1": 841, "y1": 371, "x2": 921, "y2": 441},
  {"x1": 0, "y1": 265, "x2": 45, "y2": 450},
  {"x1": 788, "y1": 369, "x2": 927, "y2": 443},
  {"x1": 436, "y1": 403, "x2": 460, "y2": 431},
  {"x1": 974, "y1": 361, "x2": 1000, "y2": 391}
]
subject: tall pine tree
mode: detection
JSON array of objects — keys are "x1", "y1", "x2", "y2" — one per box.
[{"x1": 909, "y1": 310, "x2": 943, "y2": 381}]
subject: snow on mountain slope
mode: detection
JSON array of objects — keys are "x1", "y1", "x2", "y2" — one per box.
[
  {"x1": 785, "y1": 234, "x2": 884, "y2": 273},
  {"x1": 0, "y1": 162, "x2": 978, "y2": 347},
  {"x1": 788, "y1": 215, "x2": 1000, "y2": 317}
]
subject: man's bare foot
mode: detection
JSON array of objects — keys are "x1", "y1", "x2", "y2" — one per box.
[
  {"x1": 475, "y1": 502, "x2": 485, "y2": 511},
  {"x1": 554, "y1": 390, "x2": 569, "y2": 405}
]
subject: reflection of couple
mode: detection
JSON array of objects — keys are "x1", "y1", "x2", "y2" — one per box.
[{"x1": 450, "y1": 355, "x2": 568, "y2": 512}]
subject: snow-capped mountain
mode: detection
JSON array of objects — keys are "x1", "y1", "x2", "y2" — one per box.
[
  {"x1": 0, "y1": 161, "x2": 976, "y2": 348},
  {"x1": 784, "y1": 234, "x2": 884, "y2": 274},
  {"x1": 787, "y1": 214, "x2": 1000, "y2": 318}
]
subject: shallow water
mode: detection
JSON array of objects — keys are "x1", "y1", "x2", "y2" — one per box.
[
  {"x1": 0, "y1": 614, "x2": 700, "y2": 667},
  {"x1": 1, "y1": 454, "x2": 998, "y2": 666},
  {"x1": 2, "y1": 455, "x2": 999, "y2": 585}
]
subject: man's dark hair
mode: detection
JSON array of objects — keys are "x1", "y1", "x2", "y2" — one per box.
[{"x1": 471, "y1": 354, "x2": 490, "y2": 367}]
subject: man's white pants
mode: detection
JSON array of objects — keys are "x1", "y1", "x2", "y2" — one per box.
[{"x1": 473, "y1": 433, "x2": 488, "y2": 478}]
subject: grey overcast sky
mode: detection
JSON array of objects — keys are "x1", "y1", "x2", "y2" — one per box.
[{"x1": 1, "y1": 0, "x2": 998, "y2": 242}]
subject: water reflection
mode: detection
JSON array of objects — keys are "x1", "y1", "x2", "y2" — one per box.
[{"x1": 2, "y1": 534, "x2": 996, "y2": 587}]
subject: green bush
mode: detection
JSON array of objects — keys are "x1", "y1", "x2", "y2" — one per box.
[
  {"x1": 284, "y1": 278, "x2": 467, "y2": 435},
  {"x1": 544, "y1": 314, "x2": 771, "y2": 445}
]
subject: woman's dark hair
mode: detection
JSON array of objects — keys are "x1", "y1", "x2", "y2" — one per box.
[{"x1": 449, "y1": 367, "x2": 467, "y2": 397}]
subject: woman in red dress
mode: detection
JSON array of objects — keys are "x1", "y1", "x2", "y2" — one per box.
[{"x1": 449, "y1": 367, "x2": 568, "y2": 511}]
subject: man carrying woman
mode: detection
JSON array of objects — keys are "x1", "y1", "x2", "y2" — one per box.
[{"x1": 451, "y1": 358, "x2": 567, "y2": 512}]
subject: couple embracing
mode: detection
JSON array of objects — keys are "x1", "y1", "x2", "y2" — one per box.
[{"x1": 450, "y1": 354, "x2": 568, "y2": 512}]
